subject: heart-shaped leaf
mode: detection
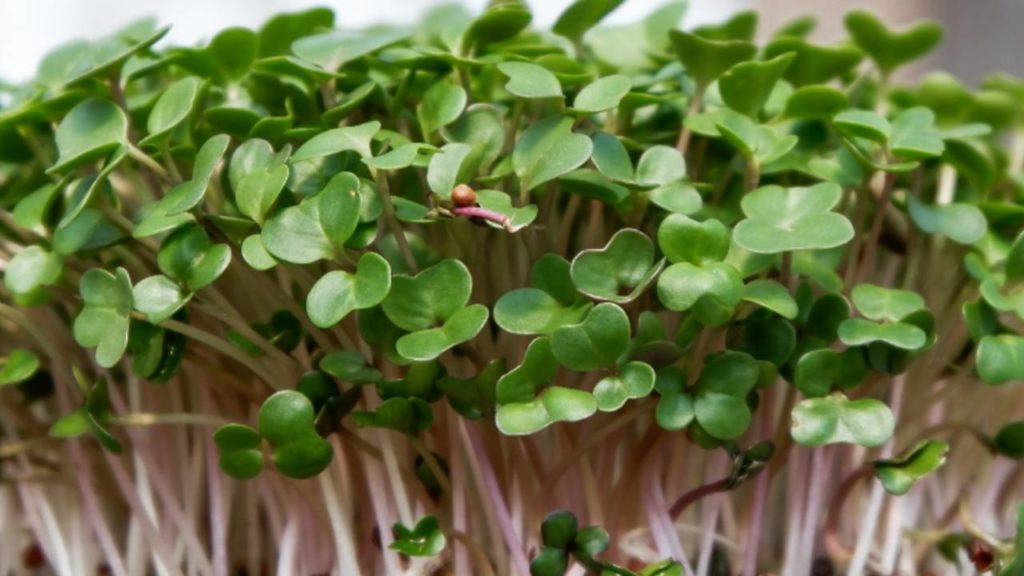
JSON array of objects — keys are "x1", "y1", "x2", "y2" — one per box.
[
  {"x1": 236, "y1": 163, "x2": 289, "y2": 225},
  {"x1": 381, "y1": 259, "x2": 488, "y2": 361},
  {"x1": 514, "y1": 116, "x2": 593, "y2": 192},
  {"x1": 890, "y1": 107, "x2": 944, "y2": 160},
  {"x1": 693, "y1": 351, "x2": 760, "y2": 440},
  {"x1": 395, "y1": 304, "x2": 489, "y2": 361},
  {"x1": 850, "y1": 283, "x2": 926, "y2": 322},
  {"x1": 794, "y1": 348, "x2": 868, "y2": 397},
  {"x1": 764, "y1": 37, "x2": 863, "y2": 87},
  {"x1": 390, "y1": 515, "x2": 447, "y2": 557},
  {"x1": 658, "y1": 214, "x2": 730, "y2": 266},
  {"x1": 157, "y1": 224, "x2": 231, "y2": 292},
  {"x1": 668, "y1": 30, "x2": 756, "y2": 91},
  {"x1": 73, "y1": 268, "x2": 133, "y2": 368},
  {"x1": 550, "y1": 303, "x2": 630, "y2": 371},
  {"x1": 495, "y1": 255, "x2": 592, "y2": 335},
  {"x1": 496, "y1": 337, "x2": 558, "y2": 404},
  {"x1": 306, "y1": 252, "x2": 392, "y2": 328},
  {"x1": 654, "y1": 367, "x2": 695, "y2": 431},
  {"x1": 261, "y1": 172, "x2": 361, "y2": 264},
  {"x1": 132, "y1": 275, "x2": 189, "y2": 324},
  {"x1": 791, "y1": 393, "x2": 894, "y2": 447},
  {"x1": 719, "y1": 53, "x2": 794, "y2": 118},
  {"x1": 570, "y1": 229, "x2": 663, "y2": 303},
  {"x1": 733, "y1": 182, "x2": 854, "y2": 254},
  {"x1": 907, "y1": 195, "x2": 986, "y2": 245},
  {"x1": 873, "y1": 439, "x2": 948, "y2": 495},
  {"x1": 844, "y1": 10, "x2": 942, "y2": 75},
  {"x1": 383, "y1": 259, "x2": 471, "y2": 332},
  {"x1": 553, "y1": 0, "x2": 625, "y2": 42},
  {"x1": 657, "y1": 262, "x2": 743, "y2": 313},
  {"x1": 498, "y1": 62, "x2": 563, "y2": 99},
  {"x1": 49, "y1": 98, "x2": 128, "y2": 174},
  {"x1": 257, "y1": 391, "x2": 333, "y2": 478},
  {"x1": 593, "y1": 361, "x2": 655, "y2": 411},
  {"x1": 715, "y1": 111, "x2": 798, "y2": 165},
  {"x1": 495, "y1": 386, "x2": 597, "y2": 436},
  {"x1": 213, "y1": 424, "x2": 265, "y2": 479},
  {"x1": 838, "y1": 318, "x2": 927, "y2": 350},
  {"x1": 573, "y1": 75, "x2": 632, "y2": 113}
]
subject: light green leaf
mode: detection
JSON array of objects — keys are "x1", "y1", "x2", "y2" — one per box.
[
  {"x1": 733, "y1": 182, "x2": 853, "y2": 254},
  {"x1": 5, "y1": 246, "x2": 62, "y2": 295},
  {"x1": 791, "y1": 394, "x2": 895, "y2": 447},
  {"x1": 291, "y1": 121, "x2": 380, "y2": 162},
  {"x1": 306, "y1": 252, "x2": 391, "y2": 328},
  {"x1": 593, "y1": 361, "x2": 655, "y2": 411},
  {"x1": 132, "y1": 275, "x2": 189, "y2": 323},
  {"x1": 570, "y1": 229, "x2": 662, "y2": 303},
  {"x1": 514, "y1": 116, "x2": 593, "y2": 192},
  {"x1": 49, "y1": 99, "x2": 128, "y2": 174},
  {"x1": 573, "y1": 75, "x2": 632, "y2": 113},
  {"x1": 73, "y1": 268, "x2": 133, "y2": 368},
  {"x1": 141, "y1": 76, "x2": 202, "y2": 145},
  {"x1": 497, "y1": 62, "x2": 563, "y2": 99}
]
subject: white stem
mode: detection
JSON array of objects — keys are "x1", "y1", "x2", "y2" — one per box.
[
  {"x1": 276, "y1": 514, "x2": 299, "y2": 576},
  {"x1": 848, "y1": 377, "x2": 905, "y2": 576},
  {"x1": 798, "y1": 448, "x2": 831, "y2": 575},
  {"x1": 319, "y1": 443, "x2": 361, "y2": 576},
  {"x1": 463, "y1": 420, "x2": 531, "y2": 576}
]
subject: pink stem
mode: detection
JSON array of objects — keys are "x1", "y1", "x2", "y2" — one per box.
[
  {"x1": 453, "y1": 206, "x2": 512, "y2": 228},
  {"x1": 465, "y1": 421, "x2": 531, "y2": 575}
]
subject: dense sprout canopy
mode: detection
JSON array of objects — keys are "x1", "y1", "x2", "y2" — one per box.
[{"x1": 1, "y1": 1, "x2": 1024, "y2": 573}]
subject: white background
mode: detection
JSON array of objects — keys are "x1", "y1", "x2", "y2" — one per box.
[
  {"x1": 0, "y1": 0, "x2": 746, "y2": 83},
  {"x1": 2, "y1": 0, "x2": 1021, "y2": 86}
]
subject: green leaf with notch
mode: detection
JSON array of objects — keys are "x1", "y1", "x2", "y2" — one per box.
[
  {"x1": 514, "y1": 116, "x2": 593, "y2": 192},
  {"x1": 306, "y1": 252, "x2": 391, "y2": 328},
  {"x1": 550, "y1": 303, "x2": 630, "y2": 371},
  {"x1": 73, "y1": 268, "x2": 133, "y2": 368},
  {"x1": 570, "y1": 229, "x2": 663, "y2": 304},
  {"x1": 733, "y1": 182, "x2": 853, "y2": 254},
  {"x1": 791, "y1": 393, "x2": 894, "y2": 447}
]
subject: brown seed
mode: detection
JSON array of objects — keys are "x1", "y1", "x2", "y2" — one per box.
[
  {"x1": 967, "y1": 539, "x2": 995, "y2": 571},
  {"x1": 451, "y1": 184, "x2": 477, "y2": 207}
]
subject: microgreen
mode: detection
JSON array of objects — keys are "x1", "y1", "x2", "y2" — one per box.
[{"x1": 2, "y1": 3, "x2": 1023, "y2": 573}]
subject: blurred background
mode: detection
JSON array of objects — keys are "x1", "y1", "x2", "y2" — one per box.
[{"x1": 1, "y1": 0, "x2": 1021, "y2": 84}]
